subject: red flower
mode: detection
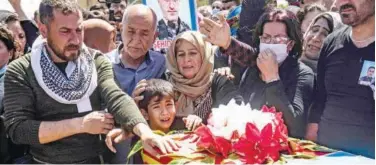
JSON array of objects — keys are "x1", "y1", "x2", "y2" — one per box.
[
  {"x1": 195, "y1": 126, "x2": 232, "y2": 159},
  {"x1": 261, "y1": 105, "x2": 276, "y2": 113},
  {"x1": 233, "y1": 123, "x2": 287, "y2": 164}
]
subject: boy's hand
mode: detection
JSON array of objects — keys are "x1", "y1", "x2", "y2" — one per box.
[
  {"x1": 105, "y1": 128, "x2": 134, "y2": 153},
  {"x1": 141, "y1": 133, "x2": 180, "y2": 155},
  {"x1": 183, "y1": 115, "x2": 203, "y2": 131}
]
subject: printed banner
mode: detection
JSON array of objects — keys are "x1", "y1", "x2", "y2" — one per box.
[{"x1": 142, "y1": 0, "x2": 198, "y2": 52}]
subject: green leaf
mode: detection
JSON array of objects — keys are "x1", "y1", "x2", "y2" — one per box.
[
  {"x1": 154, "y1": 130, "x2": 167, "y2": 136},
  {"x1": 126, "y1": 140, "x2": 143, "y2": 163},
  {"x1": 312, "y1": 146, "x2": 337, "y2": 153},
  {"x1": 168, "y1": 158, "x2": 191, "y2": 165},
  {"x1": 227, "y1": 153, "x2": 239, "y2": 160},
  {"x1": 292, "y1": 152, "x2": 316, "y2": 159},
  {"x1": 168, "y1": 130, "x2": 192, "y2": 135},
  {"x1": 200, "y1": 156, "x2": 215, "y2": 164}
]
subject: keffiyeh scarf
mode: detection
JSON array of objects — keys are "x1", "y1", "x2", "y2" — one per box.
[{"x1": 31, "y1": 36, "x2": 97, "y2": 104}]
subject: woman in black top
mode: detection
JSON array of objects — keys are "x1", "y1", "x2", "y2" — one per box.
[{"x1": 200, "y1": 9, "x2": 314, "y2": 138}]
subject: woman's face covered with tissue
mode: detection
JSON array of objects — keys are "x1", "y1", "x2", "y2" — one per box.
[
  {"x1": 259, "y1": 21, "x2": 294, "y2": 64},
  {"x1": 254, "y1": 9, "x2": 302, "y2": 65}
]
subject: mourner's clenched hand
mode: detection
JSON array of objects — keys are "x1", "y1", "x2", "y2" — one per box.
[{"x1": 80, "y1": 111, "x2": 114, "y2": 134}]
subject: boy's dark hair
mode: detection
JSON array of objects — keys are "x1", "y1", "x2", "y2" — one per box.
[
  {"x1": 138, "y1": 79, "x2": 175, "y2": 111},
  {"x1": 369, "y1": 66, "x2": 375, "y2": 70}
]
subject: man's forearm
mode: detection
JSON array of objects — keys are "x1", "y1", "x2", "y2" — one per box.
[
  {"x1": 132, "y1": 123, "x2": 153, "y2": 140},
  {"x1": 38, "y1": 117, "x2": 83, "y2": 144}
]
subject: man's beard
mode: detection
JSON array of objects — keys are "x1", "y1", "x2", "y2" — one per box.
[
  {"x1": 47, "y1": 36, "x2": 81, "y2": 61},
  {"x1": 339, "y1": 1, "x2": 375, "y2": 27}
]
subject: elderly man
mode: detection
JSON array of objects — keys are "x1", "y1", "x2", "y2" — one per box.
[
  {"x1": 3, "y1": 0, "x2": 177, "y2": 164},
  {"x1": 105, "y1": 5, "x2": 166, "y2": 163},
  {"x1": 156, "y1": 0, "x2": 190, "y2": 41},
  {"x1": 83, "y1": 19, "x2": 117, "y2": 54},
  {"x1": 106, "y1": 4, "x2": 166, "y2": 96}
]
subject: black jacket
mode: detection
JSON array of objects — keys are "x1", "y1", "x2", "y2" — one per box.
[
  {"x1": 167, "y1": 73, "x2": 243, "y2": 130},
  {"x1": 240, "y1": 57, "x2": 314, "y2": 138}
]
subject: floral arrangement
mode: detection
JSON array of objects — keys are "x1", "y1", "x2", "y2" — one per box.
[
  {"x1": 128, "y1": 101, "x2": 335, "y2": 164},
  {"x1": 195, "y1": 101, "x2": 289, "y2": 164}
]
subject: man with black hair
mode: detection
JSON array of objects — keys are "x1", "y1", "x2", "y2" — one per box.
[
  {"x1": 3, "y1": 0, "x2": 178, "y2": 163},
  {"x1": 307, "y1": 0, "x2": 375, "y2": 158},
  {"x1": 359, "y1": 66, "x2": 375, "y2": 85},
  {"x1": 110, "y1": 0, "x2": 127, "y2": 22},
  {"x1": 109, "y1": 0, "x2": 127, "y2": 42},
  {"x1": 156, "y1": 0, "x2": 190, "y2": 41}
]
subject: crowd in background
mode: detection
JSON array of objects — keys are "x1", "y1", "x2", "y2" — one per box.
[{"x1": 0, "y1": 0, "x2": 374, "y2": 164}]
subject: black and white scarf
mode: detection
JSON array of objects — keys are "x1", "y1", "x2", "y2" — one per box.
[{"x1": 31, "y1": 37, "x2": 97, "y2": 104}]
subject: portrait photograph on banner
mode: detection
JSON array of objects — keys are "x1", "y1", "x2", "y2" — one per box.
[{"x1": 142, "y1": 0, "x2": 198, "y2": 53}]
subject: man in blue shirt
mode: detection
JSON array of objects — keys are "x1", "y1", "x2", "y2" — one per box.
[
  {"x1": 105, "y1": 4, "x2": 166, "y2": 163},
  {"x1": 106, "y1": 5, "x2": 166, "y2": 96}
]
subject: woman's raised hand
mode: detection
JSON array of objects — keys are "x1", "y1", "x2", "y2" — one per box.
[{"x1": 199, "y1": 14, "x2": 232, "y2": 49}]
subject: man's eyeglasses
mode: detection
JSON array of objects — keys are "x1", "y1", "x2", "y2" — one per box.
[{"x1": 259, "y1": 35, "x2": 290, "y2": 44}]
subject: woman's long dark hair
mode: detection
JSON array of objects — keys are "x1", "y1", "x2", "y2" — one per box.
[{"x1": 253, "y1": 9, "x2": 303, "y2": 59}]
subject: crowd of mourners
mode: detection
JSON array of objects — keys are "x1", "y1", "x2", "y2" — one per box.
[{"x1": 0, "y1": 0, "x2": 374, "y2": 163}]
